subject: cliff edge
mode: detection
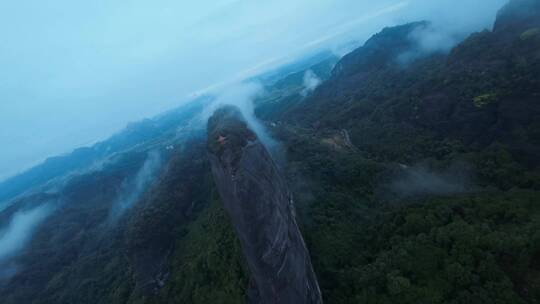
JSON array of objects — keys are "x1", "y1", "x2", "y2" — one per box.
[{"x1": 207, "y1": 106, "x2": 322, "y2": 304}]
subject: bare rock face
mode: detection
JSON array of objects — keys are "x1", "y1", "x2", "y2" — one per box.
[{"x1": 207, "y1": 106, "x2": 322, "y2": 304}]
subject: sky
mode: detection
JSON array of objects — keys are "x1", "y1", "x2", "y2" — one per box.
[{"x1": 0, "y1": 0, "x2": 506, "y2": 181}]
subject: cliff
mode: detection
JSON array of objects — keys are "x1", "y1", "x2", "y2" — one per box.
[{"x1": 207, "y1": 106, "x2": 322, "y2": 304}]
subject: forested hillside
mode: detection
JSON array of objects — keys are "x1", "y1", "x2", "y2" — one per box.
[
  {"x1": 254, "y1": 0, "x2": 540, "y2": 302},
  {"x1": 0, "y1": 0, "x2": 539, "y2": 303}
]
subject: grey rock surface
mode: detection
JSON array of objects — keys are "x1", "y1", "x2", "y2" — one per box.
[{"x1": 207, "y1": 106, "x2": 322, "y2": 304}]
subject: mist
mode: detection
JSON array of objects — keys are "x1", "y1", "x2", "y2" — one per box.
[
  {"x1": 397, "y1": 23, "x2": 462, "y2": 65},
  {"x1": 108, "y1": 150, "x2": 162, "y2": 221},
  {"x1": 205, "y1": 82, "x2": 281, "y2": 149},
  {"x1": 0, "y1": 0, "x2": 507, "y2": 181},
  {"x1": 0, "y1": 204, "x2": 53, "y2": 263},
  {"x1": 301, "y1": 70, "x2": 322, "y2": 97},
  {"x1": 386, "y1": 162, "x2": 474, "y2": 199}
]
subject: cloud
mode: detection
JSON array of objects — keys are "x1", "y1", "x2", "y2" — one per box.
[
  {"x1": 108, "y1": 150, "x2": 162, "y2": 222},
  {"x1": 411, "y1": 26, "x2": 459, "y2": 53},
  {"x1": 301, "y1": 70, "x2": 322, "y2": 97},
  {"x1": 397, "y1": 23, "x2": 461, "y2": 65},
  {"x1": 204, "y1": 82, "x2": 285, "y2": 163},
  {"x1": 0, "y1": 203, "x2": 53, "y2": 263},
  {"x1": 386, "y1": 162, "x2": 474, "y2": 199}
]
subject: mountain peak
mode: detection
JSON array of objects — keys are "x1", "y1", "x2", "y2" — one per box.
[{"x1": 333, "y1": 21, "x2": 429, "y2": 77}]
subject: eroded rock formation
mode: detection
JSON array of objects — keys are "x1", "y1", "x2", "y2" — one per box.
[{"x1": 207, "y1": 106, "x2": 322, "y2": 304}]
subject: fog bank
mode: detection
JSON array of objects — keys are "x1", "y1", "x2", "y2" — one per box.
[
  {"x1": 108, "y1": 151, "x2": 162, "y2": 222},
  {"x1": 0, "y1": 204, "x2": 53, "y2": 263}
]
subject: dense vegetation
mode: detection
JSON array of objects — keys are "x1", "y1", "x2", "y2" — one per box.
[
  {"x1": 156, "y1": 197, "x2": 248, "y2": 304},
  {"x1": 272, "y1": 125, "x2": 540, "y2": 303},
  {"x1": 254, "y1": 1, "x2": 540, "y2": 302}
]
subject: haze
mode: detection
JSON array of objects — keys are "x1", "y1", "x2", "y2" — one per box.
[{"x1": 0, "y1": 0, "x2": 505, "y2": 181}]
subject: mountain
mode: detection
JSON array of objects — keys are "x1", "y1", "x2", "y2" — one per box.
[
  {"x1": 0, "y1": 97, "x2": 214, "y2": 303},
  {"x1": 253, "y1": 0, "x2": 540, "y2": 302},
  {"x1": 281, "y1": 0, "x2": 540, "y2": 169},
  {"x1": 1, "y1": 0, "x2": 540, "y2": 303}
]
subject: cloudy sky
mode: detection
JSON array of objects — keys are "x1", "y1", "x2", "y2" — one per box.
[{"x1": 0, "y1": 0, "x2": 506, "y2": 181}]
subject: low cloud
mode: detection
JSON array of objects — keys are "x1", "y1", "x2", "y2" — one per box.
[
  {"x1": 204, "y1": 82, "x2": 281, "y2": 151},
  {"x1": 383, "y1": 162, "x2": 474, "y2": 199},
  {"x1": 0, "y1": 203, "x2": 53, "y2": 263},
  {"x1": 108, "y1": 150, "x2": 162, "y2": 222},
  {"x1": 397, "y1": 23, "x2": 461, "y2": 65},
  {"x1": 301, "y1": 70, "x2": 322, "y2": 97}
]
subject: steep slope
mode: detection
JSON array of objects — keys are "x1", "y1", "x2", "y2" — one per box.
[
  {"x1": 0, "y1": 50, "x2": 339, "y2": 303},
  {"x1": 284, "y1": 0, "x2": 540, "y2": 167},
  {"x1": 0, "y1": 136, "x2": 216, "y2": 303},
  {"x1": 0, "y1": 97, "x2": 228, "y2": 303},
  {"x1": 250, "y1": 1, "x2": 540, "y2": 303},
  {"x1": 207, "y1": 106, "x2": 322, "y2": 304}
]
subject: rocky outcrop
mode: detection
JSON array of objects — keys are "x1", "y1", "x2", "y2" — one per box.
[{"x1": 207, "y1": 106, "x2": 322, "y2": 304}]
